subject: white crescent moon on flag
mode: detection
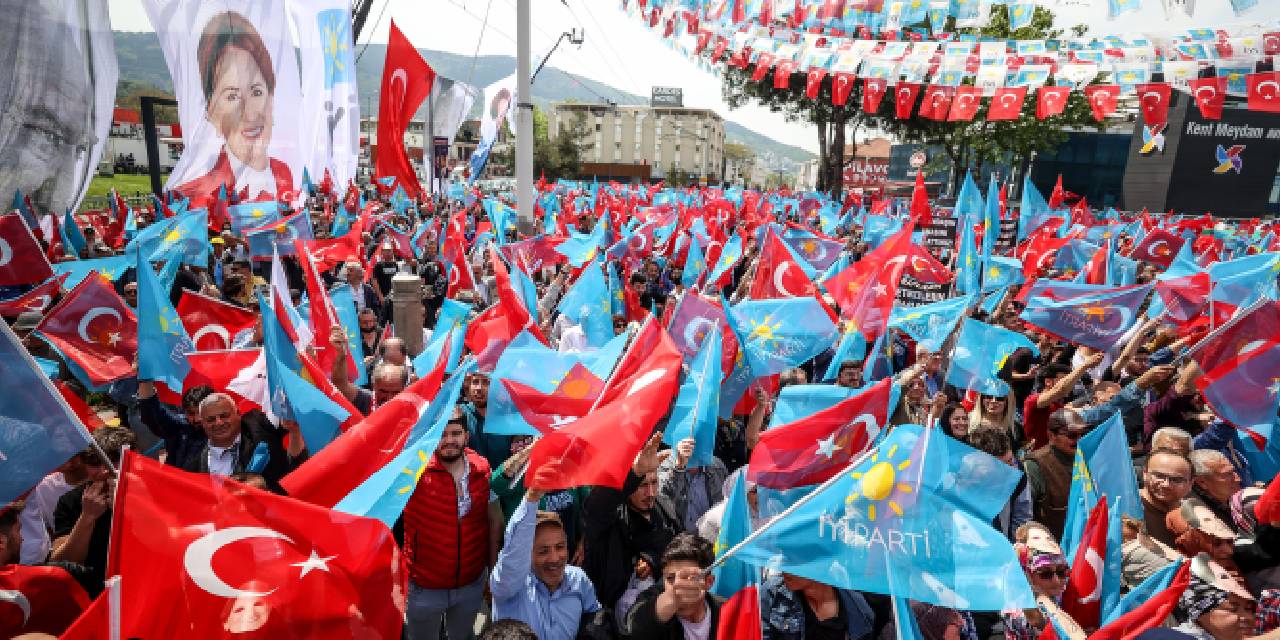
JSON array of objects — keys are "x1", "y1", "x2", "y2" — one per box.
[
  {"x1": 0, "y1": 589, "x2": 31, "y2": 626},
  {"x1": 25, "y1": 295, "x2": 51, "y2": 312},
  {"x1": 77, "y1": 307, "x2": 121, "y2": 343},
  {"x1": 1141, "y1": 91, "x2": 1162, "y2": 105},
  {"x1": 1000, "y1": 94, "x2": 1017, "y2": 107},
  {"x1": 910, "y1": 256, "x2": 930, "y2": 273},
  {"x1": 1194, "y1": 85, "x2": 1217, "y2": 101},
  {"x1": 1147, "y1": 239, "x2": 1169, "y2": 257},
  {"x1": 448, "y1": 264, "x2": 461, "y2": 286},
  {"x1": 1081, "y1": 548, "x2": 1104, "y2": 603},
  {"x1": 0, "y1": 238, "x2": 12, "y2": 267},
  {"x1": 1258, "y1": 80, "x2": 1280, "y2": 96},
  {"x1": 773, "y1": 262, "x2": 796, "y2": 297},
  {"x1": 683, "y1": 317, "x2": 717, "y2": 351},
  {"x1": 183, "y1": 527, "x2": 294, "y2": 599},
  {"x1": 628, "y1": 368, "x2": 668, "y2": 397},
  {"x1": 390, "y1": 69, "x2": 409, "y2": 106},
  {"x1": 957, "y1": 95, "x2": 975, "y2": 110},
  {"x1": 191, "y1": 324, "x2": 232, "y2": 350},
  {"x1": 1093, "y1": 92, "x2": 1108, "y2": 106},
  {"x1": 852, "y1": 413, "x2": 881, "y2": 440},
  {"x1": 898, "y1": 87, "x2": 911, "y2": 99}
]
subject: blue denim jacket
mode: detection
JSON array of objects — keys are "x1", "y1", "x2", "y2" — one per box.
[{"x1": 760, "y1": 572, "x2": 876, "y2": 640}]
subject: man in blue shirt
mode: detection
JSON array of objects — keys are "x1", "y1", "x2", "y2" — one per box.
[{"x1": 490, "y1": 476, "x2": 603, "y2": 640}]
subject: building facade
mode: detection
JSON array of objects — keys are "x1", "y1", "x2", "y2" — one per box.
[{"x1": 547, "y1": 102, "x2": 726, "y2": 184}]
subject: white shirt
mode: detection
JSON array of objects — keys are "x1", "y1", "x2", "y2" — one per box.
[
  {"x1": 226, "y1": 151, "x2": 277, "y2": 199},
  {"x1": 207, "y1": 437, "x2": 242, "y2": 476},
  {"x1": 679, "y1": 608, "x2": 712, "y2": 640},
  {"x1": 19, "y1": 473, "x2": 73, "y2": 563}
]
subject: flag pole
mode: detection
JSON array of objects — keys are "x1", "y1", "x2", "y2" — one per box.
[
  {"x1": 106, "y1": 575, "x2": 122, "y2": 640},
  {"x1": 706, "y1": 445, "x2": 877, "y2": 572}
]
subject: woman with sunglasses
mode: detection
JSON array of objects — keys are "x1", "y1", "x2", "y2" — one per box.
[
  {"x1": 1002, "y1": 533, "x2": 1087, "y2": 639},
  {"x1": 970, "y1": 393, "x2": 1020, "y2": 448}
]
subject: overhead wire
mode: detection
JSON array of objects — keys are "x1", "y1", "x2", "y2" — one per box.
[{"x1": 355, "y1": 0, "x2": 392, "y2": 63}]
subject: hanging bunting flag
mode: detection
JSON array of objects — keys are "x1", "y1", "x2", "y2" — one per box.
[{"x1": 1083, "y1": 85, "x2": 1120, "y2": 122}]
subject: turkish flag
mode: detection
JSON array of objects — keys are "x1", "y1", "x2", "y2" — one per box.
[
  {"x1": 442, "y1": 233, "x2": 477, "y2": 297},
  {"x1": 107, "y1": 451, "x2": 405, "y2": 639},
  {"x1": 1083, "y1": 85, "x2": 1120, "y2": 122},
  {"x1": 56, "y1": 380, "x2": 108, "y2": 431},
  {"x1": 0, "y1": 564, "x2": 90, "y2": 636},
  {"x1": 894, "y1": 82, "x2": 922, "y2": 119},
  {"x1": 1136, "y1": 83, "x2": 1172, "y2": 126},
  {"x1": 463, "y1": 247, "x2": 545, "y2": 353},
  {"x1": 900, "y1": 242, "x2": 952, "y2": 283},
  {"x1": 749, "y1": 378, "x2": 894, "y2": 489},
  {"x1": 774, "y1": 59, "x2": 798, "y2": 89},
  {"x1": 832, "y1": 71, "x2": 856, "y2": 106},
  {"x1": 862, "y1": 77, "x2": 888, "y2": 113},
  {"x1": 1092, "y1": 562, "x2": 1191, "y2": 640},
  {"x1": 502, "y1": 365, "x2": 603, "y2": 434},
  {"x1": 1060, "y1": 498, "x2": 1108, "y2": 628},
  {"x1": 297, "y1": 227, "x2": 364, "y2": 272},
  {"x1": 917, "y1": 85, "x2": 955, "y2": 121},
  {"x1": 1036, "y1": 86, "x2": 1071, "y2": 119},
  {"x1": 1129, "y1": 228, "x2": 1185, "y2": 268},
  {"x1": 526, "y1": 319, "x2": 683, "y2": 491},
  {"x1": 1247, "y1": 72, "x2": 1280, "y2": 113},
  {"x1": 947, "y1": 86, "x2": 983, "y2": 121},
  {"x1": 35, "y1": 273, "x2": 137, "y2": 386},
  {"x1": 177, "y1": 291, "x2": 257, "y2": 351},
  {"x1": 751, "y1": 53, "x2": 775, "y2": 82},
  {"x1": 1188, "y1": 77, "x2": 1227, "y2": 121},
  {"x1": 750, "y1": 232, "x2": 816, "y2": 299},
  {"x1": 987, "y1": 87, "x2": 1027, "y2": 121},
  {"x1": 0, "y1": 274, "x2": 64, "y2": 317},
  {"x1": 282, "y1": 347, "x2": 451, "y2": 507},
  {"x1": 716, "y1": 586, "x2": 762, "y2": 640},
  {"x1": 377, "y1": 20, "x2": 435, "y2": 198},
  {"x1": 1257, "y1": 466, "x2": 1280, "y2": 523},
  {"x1": 825, "y1": 223, "x2": 914, "y2": 340},
  {"x1": 909, "y1": 170, "x2": 932, "y2": 227},
  {"x1": 0, "y1": 214, "x2": 53, "y2": 286},
  {"x1": 804, "y1": 68, "x2": 827, "y2": 99}
]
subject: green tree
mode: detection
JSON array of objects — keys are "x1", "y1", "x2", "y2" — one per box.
[
  {"x1": 532, "y1": 105, "x2": 591, "y2": 181},
  {"x1": 868, "y1": 7, "x2": 1095, "y2": 193},
  {"x1": 721, "y1": 63, "x2": 871, "y2": 200}
]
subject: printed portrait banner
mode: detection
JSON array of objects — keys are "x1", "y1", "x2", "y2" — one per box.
[
  {"x1": 0, "y1": 0, "x2": 118, "y2": 216},
  {"x1": 289, "y1": 0, "x2": 361, "y2": 192},
  {"x1": 143, "y1": 0, "x2": 304, "y2": 206},
  {"x1": 468, "y1": 72, "x2": 516, "y2": 184}
]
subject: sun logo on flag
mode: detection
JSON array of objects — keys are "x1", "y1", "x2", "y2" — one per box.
[
  {"x1": 846, "y1": 444, "x2": 915, "y2": 522},
  {"x1": 1071, "y1": 452, "x2": 1095, "y2": 495},
  {"x1": 1080, "y1": 305, "x2": 1108, "y2": 321},
  {"x1": 164, "y1": 227, "x2": 185, "y2": 243},
  {"x1": 398, "y1": 450, "x2": 432, "y2": 495},
  {"x1": 318, "y1": 9, "x2": 354, "y2": 88},
  {"x1": 747, "y1": 315, "x2": 783, "y2": 346}
]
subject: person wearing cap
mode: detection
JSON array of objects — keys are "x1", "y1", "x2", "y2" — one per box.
[
  {"x1": 1165, "y1": 555, "x2": 1257, "y2": 640},
  {"x1": 1002, "y1": 530, "x2": 1087, "y2": 639},
  {"x1": 489, "y1": 464, "x2": 604, "y2": 640}
]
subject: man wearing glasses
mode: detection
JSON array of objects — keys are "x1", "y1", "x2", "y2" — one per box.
[
  {"x1": 1140, "y1": 449, "x2": 1194, "y2": 547},
  {"x1": 1023, "y1": 409, "x2": 1089, "y2": 539}
]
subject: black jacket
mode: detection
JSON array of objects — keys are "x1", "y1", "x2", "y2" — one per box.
[
  {"x1": 622, "y1": 584, "x2": 725, "y2": 640},
  {"x1": 175, "y1": 409, "x2": 304, "y2": 489},
  {"x1": 583, "y1": 470, "x2": 681, "y2": 609}
]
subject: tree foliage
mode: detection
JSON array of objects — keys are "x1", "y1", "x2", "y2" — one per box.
[{"x1": 532, "y1": 106, "x2": 592, "y2": 181}]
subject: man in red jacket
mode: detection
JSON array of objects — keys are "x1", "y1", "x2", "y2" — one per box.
[{"x1": 402, "y1": 408, "x2": 504, "y2": 639}]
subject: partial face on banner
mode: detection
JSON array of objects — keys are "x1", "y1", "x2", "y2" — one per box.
[
  {"x1": 0, "y1": 0, "x2": 116, "y2": 214},
  {"x1": 145, "y1": 1, "x2": 303, "y2": 205}
]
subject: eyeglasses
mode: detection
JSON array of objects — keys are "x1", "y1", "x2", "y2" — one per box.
[
  {"x1": 1147, "y1": 470, "x2": 1190, "y2": 486},
  {"x1": 1057, "y1": 429, "x2": 1086, "y2": 441},
  {"x1": 1034, "y1": 567, "x2": 1069, "y2": 580}
]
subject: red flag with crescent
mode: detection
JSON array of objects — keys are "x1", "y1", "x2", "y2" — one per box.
[
  {"x1": 987, "y1": 87, "x2": 1027, "y2": 121},
  {"x1": 1188, "y1": 77, "x2": 1227, "y2": 121},
  {"x1": 1136, "y1": 83, "x2": 1172, "y2": 126},
  {"x1": 376, "y1": 20, "x2": 434, "y2": 198},
  {"x1": 1083, "y1": 85, "x2": 1119, "y2": 122}
]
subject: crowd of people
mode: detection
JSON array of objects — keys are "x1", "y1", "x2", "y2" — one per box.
[{"x1": 1, "y1": 174, "x2": 1279, "y2": 640}]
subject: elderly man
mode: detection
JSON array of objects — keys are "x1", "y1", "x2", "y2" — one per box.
[
  {"x1": 1185, "y1": 449, "x2": 1241, "y2": 529},
  {"x1": 181, "y1": 393, "x2": 306, "y2": 488},
  {"x1": 339, "y1": 261, "x2": 381, "y2": 319},
  {"x1": 330, "y1": 326, "x2": 408, "y2": 416}
]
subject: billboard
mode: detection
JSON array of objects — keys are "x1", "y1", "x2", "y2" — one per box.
[
  {"x1": 1123, "y1": 94, "x2": 1280, "y2": 217},
  {"x1": 651, "y1": 86, "x2": 684, "y2": 107},
  {"x1": 843, "y1": 158, "x2": 890, "y2": 189}
]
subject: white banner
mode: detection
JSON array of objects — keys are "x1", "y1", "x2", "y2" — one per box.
[
  {"x1": 467, "y1": 72, "x2": 515, "y2": 184},
  {"x1": 289, "y1": 0, "x2": 360, "y2": 193},
  {"x1": 0, "y1": 0, "x2": 117, "y2": 215},
  {"x1": 144, "y1": 0, "x2": 304, "y2": 205}
]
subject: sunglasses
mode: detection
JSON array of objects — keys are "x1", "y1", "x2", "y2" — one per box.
[
  {"x1": 1034, "y1": 567, "x2": 1069, "y2": 579},
  {"x1": 1059, "y1": 429, "x2": 1086, "y2": 441}
]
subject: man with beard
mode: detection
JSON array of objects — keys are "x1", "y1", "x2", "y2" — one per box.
[
  {"x1": 489, "y1": 465, "x2": 604, "y2": 640},
  {"x1": 402, "y1": 409, "x2": 504, "y2": 639},
  {"x1": 0, "y1": 1, "x2": 109, "y2": 218},
  {"x1": 460, "y1": 371, "x2": 510, "y2": 470}
]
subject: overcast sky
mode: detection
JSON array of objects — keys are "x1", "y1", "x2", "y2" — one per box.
[{"x1": 107, "y1": 0, "x2": 1279, "y2": 154}]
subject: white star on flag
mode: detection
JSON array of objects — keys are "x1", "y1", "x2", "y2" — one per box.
[
  {"x1": 291, "y1": 549, "x2": 337, "y2": 578},
  {"x1": 815, "y1": 434, "x2": 842, "y2": 459}
]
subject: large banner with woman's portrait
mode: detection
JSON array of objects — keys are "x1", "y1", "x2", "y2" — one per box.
[
  {"x1": 0, "y1": 0, "x2": 117, "y2": 218},
  {"x1": 143, "y1": 1, "x2": 305, "y2": 206}
]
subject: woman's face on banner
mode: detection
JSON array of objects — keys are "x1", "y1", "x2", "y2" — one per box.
[{"x1": 206, "y1": 45, "x2": 273, "y2": 171}]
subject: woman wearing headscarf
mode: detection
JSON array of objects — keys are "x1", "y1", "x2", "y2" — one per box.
[
  {"x1": 1164, "y1": 555, "x2": 1257, "y2": 640},
  {"x1": 1002, "y1": 529, "x2": 1087, "y2": 639}
]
